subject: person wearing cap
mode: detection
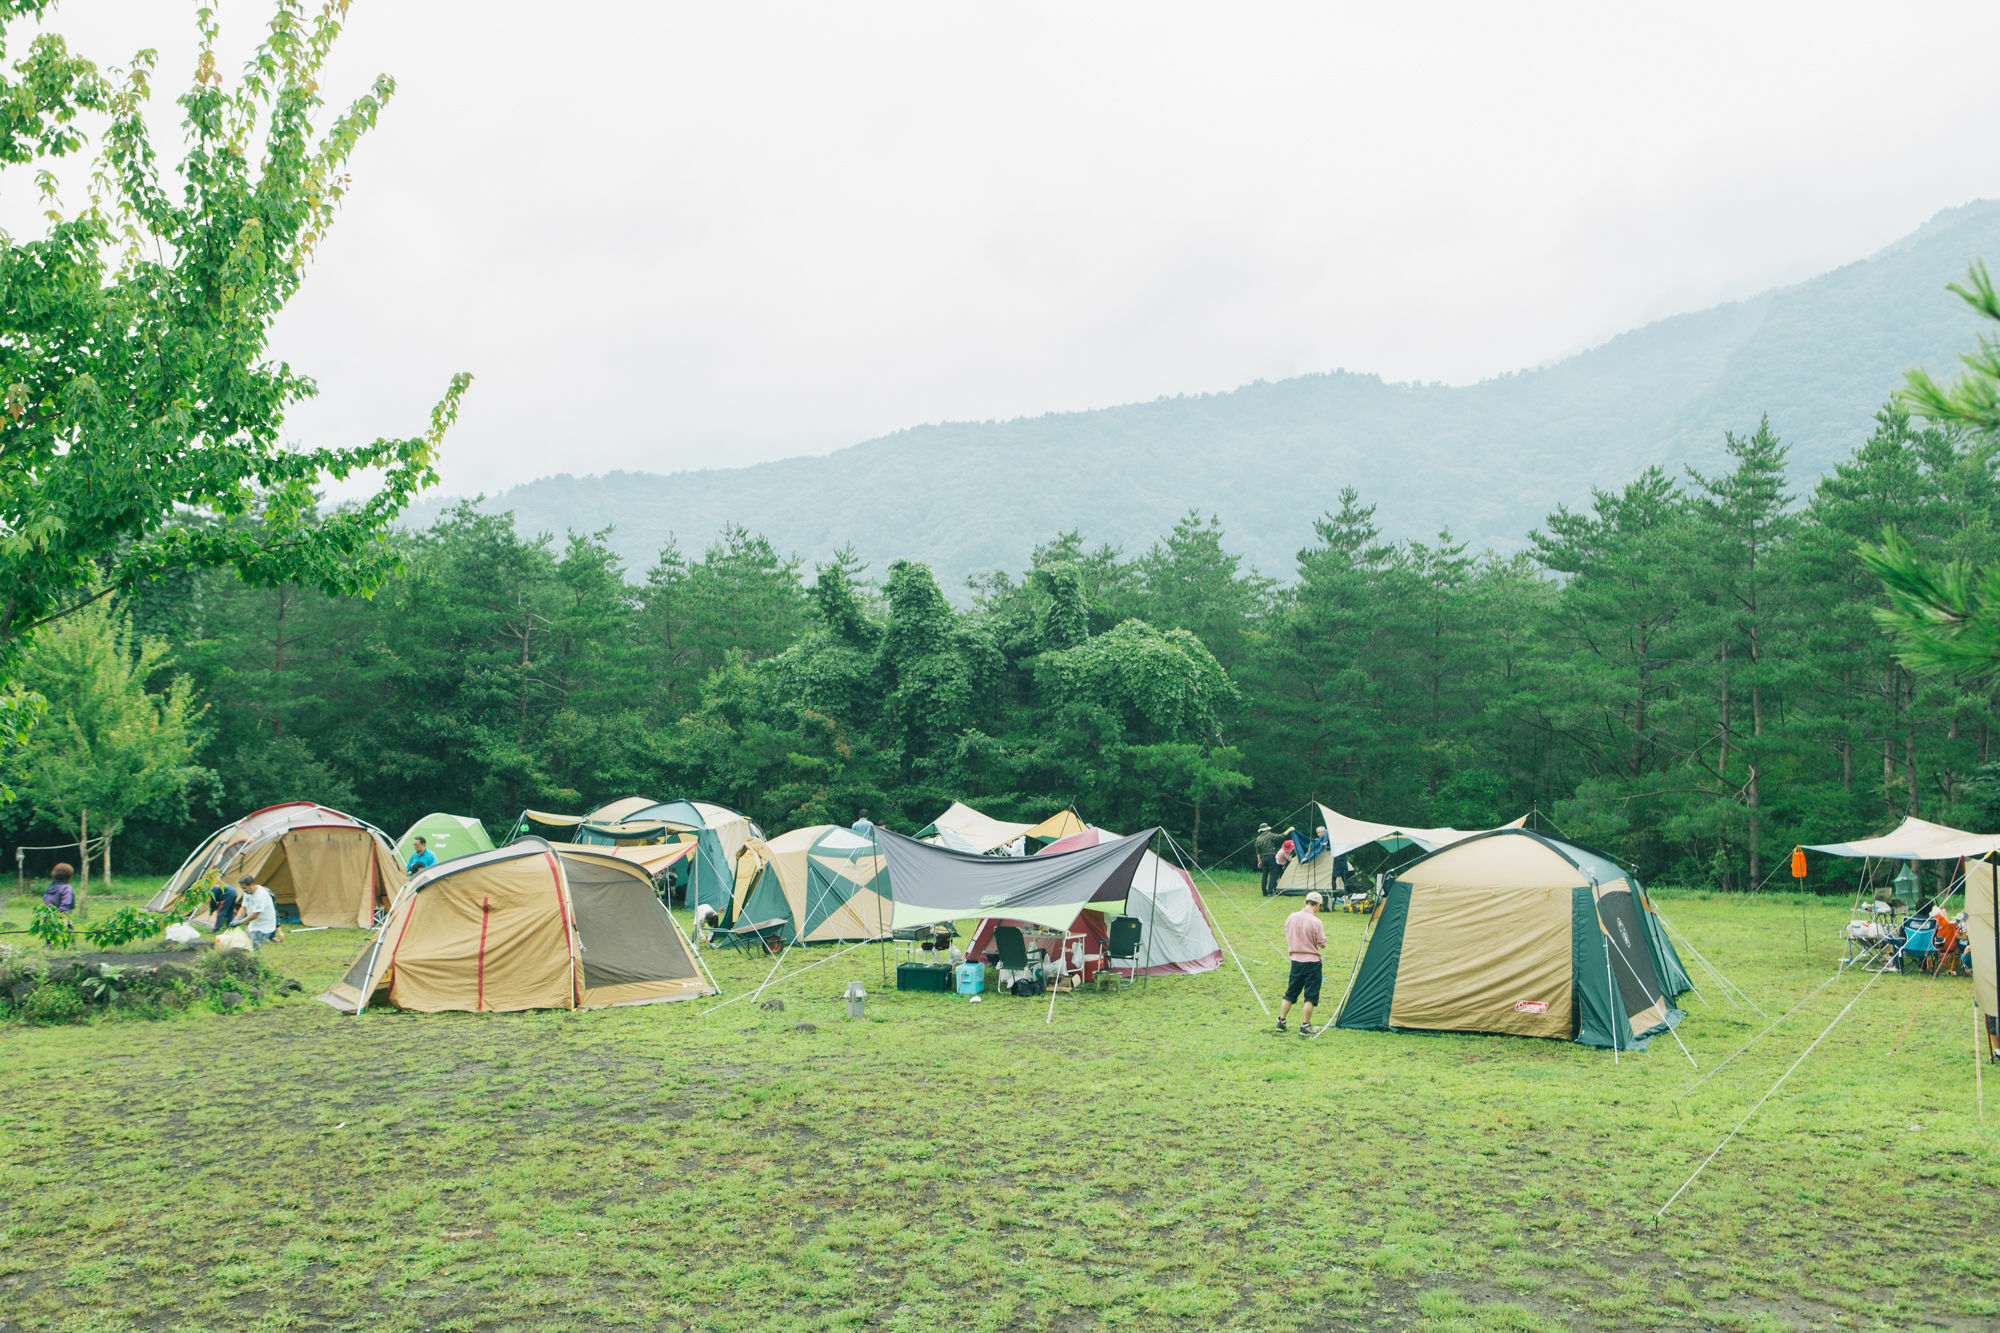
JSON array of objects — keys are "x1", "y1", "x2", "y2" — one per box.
[
  {"x1": 1276, "y1": 891, "x2": 1327, "y2": 1036},
  {"x1": 1253, "y1": 822, "x2": 1283, "y2": 896}
]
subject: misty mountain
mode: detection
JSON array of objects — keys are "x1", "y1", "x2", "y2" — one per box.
[{"x1": 417, "y1": 200, "x2": 2000, "y2": 586}]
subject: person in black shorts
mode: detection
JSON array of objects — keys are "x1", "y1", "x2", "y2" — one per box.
[{"x1": 1276, "y1": 891, "x2": 1326, "y2": 1036}]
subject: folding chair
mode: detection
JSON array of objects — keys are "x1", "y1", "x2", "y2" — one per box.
[
  {"x1": 991, "y1": 926, "x2": 1047, "y2": 995},
  {"x1": 1101, "y1": 915, "x2": 1143, "y2": 988},
  {"x1": 1894, "y1": 920, "x2": 1938, "y2": 974}
]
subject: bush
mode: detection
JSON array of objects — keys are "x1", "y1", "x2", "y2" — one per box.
[
  {"x1": 1, "y1": 945, "x2": 289, "y2": 1026},
  {"x1": 15, "y1": 983, "x2": 85, "y2": 1024},
  {"x1": 0, "y1": 943, "x2": 46, "y2": 991},
  {"x1": 30, "y1": 904, "x2": 76, "y2": 950}
]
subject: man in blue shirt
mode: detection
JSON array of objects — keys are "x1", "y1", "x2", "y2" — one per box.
[
  {"x1": 406, "y1": 836, "x2": 437, "y2": 877},
  {"x1": 850, "y1": 810, "x2": 875, "y2": 836}
]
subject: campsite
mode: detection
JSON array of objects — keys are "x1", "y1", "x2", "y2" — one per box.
[
  {"x1": 0, "y1": 860, "x2": 1992, "y2": 1332},
  {"x1": 6, "y1": 2, "x2": 2000, "y2": 1331}
]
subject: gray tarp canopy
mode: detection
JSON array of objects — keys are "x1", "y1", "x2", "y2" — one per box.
[{"x1": 872, "y1": 826, "x2": 1159, "y2": 931}]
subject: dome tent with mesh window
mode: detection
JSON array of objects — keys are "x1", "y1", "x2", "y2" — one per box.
[
  {"x1": 319, "y1": 839, "x2": 716, "y2": 1013},
  {"x1": 146, "y1": 802, "x2": 404, "y2": 928},
  {"x1": 1335, "y1": 829, "x2": 1693, "y2": 1049}
]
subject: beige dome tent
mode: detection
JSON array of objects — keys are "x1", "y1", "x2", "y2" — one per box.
[
  {"x1": 147, "y1": 802, "x2": 403, "y2": 928},
  {"x1": 319, "y1": 840, "x2": 717, "y2": 1013}
]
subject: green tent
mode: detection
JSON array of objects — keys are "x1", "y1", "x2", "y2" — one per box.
[
  {"x1": 397, "y1": 813, "x2": 496, "y2": 867},
  {"x1": 1336, "y1": 829, "x2": 1693, "y2": 1050}
]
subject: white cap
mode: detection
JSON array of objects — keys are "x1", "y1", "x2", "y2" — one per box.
[{"x1": 1305, "y1": 892, "x2": 1324, "y2": 906}]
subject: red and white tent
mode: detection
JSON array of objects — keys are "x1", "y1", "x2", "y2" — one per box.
[{"x1": 965, "y1": 826, "x2": 1221, "y2": 977}]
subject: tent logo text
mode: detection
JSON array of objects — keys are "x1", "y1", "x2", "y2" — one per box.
[
  {"x1": 978, "y1": 894, "x2": 1008, "y2": 908},
  {"x1": 1514, "y1": 1000, "x2": 1548, "y2": 1014}
]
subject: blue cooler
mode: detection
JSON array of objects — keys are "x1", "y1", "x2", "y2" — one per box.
[{"x1": 955, "y1": 961, "x2": 986, "y2": 995}]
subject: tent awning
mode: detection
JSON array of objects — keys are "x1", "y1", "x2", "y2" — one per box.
[
  {"x1": 875, "y1": 826, "x2": 1158, "y2": 931},
  {"x1": 1309, "y1": 803, "x2": 1529, "y2": 859},
  {"x1": 1804, "y1": 815, "x2": 2000, "y2": 861}
]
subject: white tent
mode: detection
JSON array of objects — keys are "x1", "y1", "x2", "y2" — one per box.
[
  {"x1": 1277, "y1": 803, "x2": 1528, "y2": 893},
  {"x1": 1967, "y1": 860, "x2": 1998, "y2": 1061},
  {"x1": 919, "y1": 801, "x2": 1087, "y2": 855},
  {"x1": 963, "y1": 826, "x2": 1221, "y2": 975}
]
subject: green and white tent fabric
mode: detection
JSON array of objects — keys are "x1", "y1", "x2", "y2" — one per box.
[
  {"x1": 872, "y1": 826, "x2": 1158, "y2": 932},
  {"x1": 621, "y1": 798, "x2": 761, "y2": 918},
  {"x1": 396, "y1": 813, "x2": 495, "y2": 866},
  {"x1": 730, "y1": 825, "x2": 893, "y2": 944},
  {"x1": 1336, "y1": 829, "x2": 1693, "y2": 1050}
]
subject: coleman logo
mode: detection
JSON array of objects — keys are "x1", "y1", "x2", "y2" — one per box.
[
  {"x1": 978, "y1": 893, "x2": 1008, "y2": 908},
  {"x1": 1514, "y1": 1000, "x2": 1549, "y2": 1013}
]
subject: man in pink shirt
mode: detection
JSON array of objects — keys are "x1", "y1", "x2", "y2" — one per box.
[{"x1": 1276, "y1": 891, "x2": 1327, "y2": 1037}]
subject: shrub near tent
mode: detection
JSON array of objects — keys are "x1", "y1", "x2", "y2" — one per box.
[
  {"x1": 320, "y1": 840, "x2": 714, "y2": 1013},
  {"x1": 1335, "y1": 829, "x2": 1695, "y2": 1050},
  {"x1": 146, "y1": 803, "x2": 403, "y2": 928}
]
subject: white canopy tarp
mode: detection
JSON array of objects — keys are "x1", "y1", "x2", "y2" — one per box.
[
  {"x1": 1313, "y1": 802, "x2": 1530, "y2": 858},
  {"x1": 1804, "y1": 815, "x2": 2000, "y2": 862},
  {"x1": 922, "y1": 801, "x2": 1085, "y2": 855}
]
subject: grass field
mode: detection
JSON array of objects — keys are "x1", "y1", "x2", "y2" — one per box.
[{"x1": 0, "y1": 873, "x2": 1994, "y2": 1333}]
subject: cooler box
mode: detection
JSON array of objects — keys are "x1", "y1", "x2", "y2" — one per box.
[
  {"x1": 955, "y1": 961, "x2": 986, "y2": 995},
  {"x1": 896, "y1": 962, "x2": 955, "y2": 993}
]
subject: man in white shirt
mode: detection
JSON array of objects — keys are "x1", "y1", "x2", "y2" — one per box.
[{"x1": 236, "y1": 874, "x2": 279, "y2": 950}]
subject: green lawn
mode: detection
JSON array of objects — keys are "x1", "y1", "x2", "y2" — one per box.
[{"x1": 0, "y1": 875, "x2": 1994, "y2": 1332}]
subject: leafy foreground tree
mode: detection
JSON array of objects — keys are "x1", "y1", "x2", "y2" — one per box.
[
  {"x1": 0, "y1": 0, "x2": 469, "y2": 682},
  {"x1": 11, "y1": 600, "x2": 199, "y2": 907}
]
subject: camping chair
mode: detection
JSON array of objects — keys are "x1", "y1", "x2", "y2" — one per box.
[
  {"x1": 1926, "y1": 917, "x2": 1968, "y2": 976},
  {"x1": 991, "y1": 926, "x2": 1047, "y2": 995},
  {"x1": 1100, "y1": 915, "x2": 1143, "y2": 989},
  {"x1": 1894, "y1": 919, "x2": 1938, "y2": 974},
  {"x1": 713, "y1": 917, "x2": 788, "y2": 955}
]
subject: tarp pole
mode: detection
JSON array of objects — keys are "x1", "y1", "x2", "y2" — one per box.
[
  {"x1": 1600, "y1": 886, "x2": 1619, "y2": 1065},
  {"x1": 1602, "y1": 923, "x2": 1691, "y2": 1068},
  {"x1": 1975, "y1": 1003, "x2": 1987, "y2": 1125},
  {"x1": 1657, "y1": 967, "x2": 1883, "y2": 1218},
  {"x1": 1161, "y1": 830, "x2": 1267, "y2": 1015}
]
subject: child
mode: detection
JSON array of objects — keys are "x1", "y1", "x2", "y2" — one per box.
[{"x1": 42, "y1": 863, "x2": 76, "y2": 913}]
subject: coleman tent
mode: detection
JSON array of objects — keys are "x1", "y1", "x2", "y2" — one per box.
[
  {"x1": 873, "y1": 826, "x2": 1158, "y2": 931},
  {"x1": 620, "y1": 799, "x2": 762, "y2": 916},
  {"x1": 1336, "y1": 829, "x2": 1693, "y2": 1050},
  {"x1": 396, "y1": 813, "x2": 495, "y2": 866},
  {"x1": 148, "y1": 802, "x2": 403, "y2": 928},
  {"x1": 964, "y1": 826, "x2": 1221, "y2": 975},
  {"x1": 730, "y1": 826, "x2": 893, "y2": 944},
  {"x1": 1968, "y1": 858, "x2": 1998, "y2": 1062},
  {"x1": 915, "y1": 801, "x2": 1090, "y2": 855},
  {"x1": 319, "y1": 840, "x2": 716, "y2": 1013},
  {"x1": 1277, "y1": 803, "x2": 1529, "y2": 895}
]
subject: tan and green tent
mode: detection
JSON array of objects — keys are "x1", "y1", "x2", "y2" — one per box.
[
  {"x1": 1336, "y1": 829, "x2": 1693, "y2": 1050},
  {"x1": 147, "y1": 802, "x2": 404, "y2": 928},
  {"x1": 730, "y1": 826, "x2": 893, "y2": 944},
  {"x1": 319, "y1": 839, "x2": 716, "y2": 1013}
]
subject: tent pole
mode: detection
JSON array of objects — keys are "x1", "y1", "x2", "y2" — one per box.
[
  {"x1": 1161, "y1": 829, "x2": 1267, "y2": 1015},
  {"x1": 1141, "y1": 829, "x2": 1166, "y2": 992},
  {"x1": 1598, "y1": 885, "x2": 1618, "y2": 1065},
  {"x1": 1604, "y1": 923, "x2": 1694, "y2": 1069},
  {"x1": 349, "y1": 879, "x2": 414, "y2": 1016}
]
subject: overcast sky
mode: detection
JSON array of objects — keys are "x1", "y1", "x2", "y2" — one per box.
[{"x1": 26, "y1": 1, "x2": 2000, "y2": 497}]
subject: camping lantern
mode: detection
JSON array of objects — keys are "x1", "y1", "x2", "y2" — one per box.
[
  {"x1": 1893, "y1": 863, "x2": 1920, "y2": 904},
  {"x1": 845, "y1": 979, "x2": 866, "y2": 1019}
]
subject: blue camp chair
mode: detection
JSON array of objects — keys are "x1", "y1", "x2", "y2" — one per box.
[{"x1": 1895, "y1": 919, "x2": 1938, "y2": 974}]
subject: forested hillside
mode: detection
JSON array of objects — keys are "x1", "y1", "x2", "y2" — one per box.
[
  {"x1": 16, "y1": 402, "x2": 1997, "y2": 894},
  {"x1": 426, "y1": 201, "x2": 2000, "y2": 589}
]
